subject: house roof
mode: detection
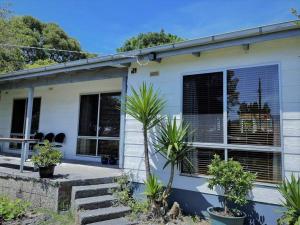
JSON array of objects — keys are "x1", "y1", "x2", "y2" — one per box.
[{"x1": 0, "y1": 20, "x2": 299, "y2": 82}]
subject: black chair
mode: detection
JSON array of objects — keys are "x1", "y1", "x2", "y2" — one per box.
[
  {"x1": 34, "y1": 132, "x2": 44, "y2": 142},
  {"x1": 54, "y1": 133, "x2": 65, "y2": 147},
  {"x1": 44, "y1": 133, "x2": 55, "y2": 142},
  {"x1": 31, "y1": 132, "x2": 44, "y2": 149}
]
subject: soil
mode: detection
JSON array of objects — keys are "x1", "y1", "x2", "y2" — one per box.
[
  {"x1": 210, "y1": 208, "x2": 243, "y2": 218},
  {"x1": 129, "y1": 213, "x2": 210, "y2": 225}
]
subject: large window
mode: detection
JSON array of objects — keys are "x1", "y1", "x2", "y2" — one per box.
[
  {"x1": 10, "y1": 98, "x2": 41, "y2": 150},
  {"x1": 77, "y1": 92, "x2": 121, "y2": 163},
  {"x1": 182, "y1": 65, "x2": 282, "y2": 183}
]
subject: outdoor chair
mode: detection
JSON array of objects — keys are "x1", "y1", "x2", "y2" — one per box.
[
  {"x1": 54, "y1": 133, "x2": 66, "y2": 147},
  {"x1": 44, "y1": 133, "x2": 55, "y2": 143},
  {"x1": 34, "y1": 132, "x2": 44, "y2": 142},
  {"x1": 30, "y1": 132, "x2": 44, "y2": 149}
]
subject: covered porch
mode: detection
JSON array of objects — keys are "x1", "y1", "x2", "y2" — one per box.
[{"x1": 0, "y1": 58, "x2": 131, "y2": 171}]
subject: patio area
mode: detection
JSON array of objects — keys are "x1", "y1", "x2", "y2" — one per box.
[{"x1": 0, "y1": 154, "x2": 122, "y2": 211}]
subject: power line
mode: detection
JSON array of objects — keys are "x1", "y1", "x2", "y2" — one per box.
[{"x1": 0, "y1": 43, "x2": 98, "y2": 55}]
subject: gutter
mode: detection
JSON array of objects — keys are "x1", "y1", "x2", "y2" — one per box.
[{"x1": 0, "y1": 20, "x2": 299, "y2": 82}]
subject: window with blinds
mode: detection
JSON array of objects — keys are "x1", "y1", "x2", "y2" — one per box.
[
  {"x1": 183, "y1": 72, "x2": 223, "y2": 143},
  {"x1": 228, "y1": 150, "x2": 282, "y2": 183},
  {"x1": 181, "y1": 64, "x2": 282, "y2": 183},
  {"x1": 227, "y1": 65, "x2": 280, "y2": 146},
  {"x1": 182, "y1": 148, "x2": 224, "y2": 175}
]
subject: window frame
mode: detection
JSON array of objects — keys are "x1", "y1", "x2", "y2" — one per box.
[
  {"x1": 10, "y1": 96, "x2": 42, "y2": 135},
  {"x1": 179, "y1": 62, "x2": 283, "y2": 185},
  {"x1": 76, "y1": 90, "x2": 121, "y2": 157}
]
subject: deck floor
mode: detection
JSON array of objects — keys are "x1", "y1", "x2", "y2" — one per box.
[{"x1": 0, "y1": 155, "x2": 122, "y2": 183}]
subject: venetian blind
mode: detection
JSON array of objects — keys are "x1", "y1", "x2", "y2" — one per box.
[{"x1": 183, "y1": 72, "x2": 223, "y2": 143}]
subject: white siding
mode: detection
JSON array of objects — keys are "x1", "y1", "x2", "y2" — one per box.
[
  {"x1": 0, "y1": 78, "x2": 122, "y2": 162},
  {"x1": 124, "y1": 36, "x2": 300, "y2": 205}
]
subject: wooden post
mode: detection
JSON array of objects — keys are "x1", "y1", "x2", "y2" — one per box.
[{"x1": 20, "y1": 87, "x2": 34, "y2": 172}]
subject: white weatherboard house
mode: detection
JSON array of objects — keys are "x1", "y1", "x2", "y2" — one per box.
[{"x1": 0, "y1": 21, "x2": 299, "y2": 224}]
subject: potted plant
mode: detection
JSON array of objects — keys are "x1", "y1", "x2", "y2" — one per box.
[
  {"x1": 31, "y1": 140, "x2": 63, "y2": 178},
  {"x1": 108, "y1": 155, "x2": 117, "y2": 165},
  {"x1": 207, "y1": 155, "x2": 256, "y2": 225},
  {"x1": 101, "y1": 155, "x2": 109, "y2": 164}
]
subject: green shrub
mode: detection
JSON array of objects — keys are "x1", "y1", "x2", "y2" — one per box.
[
  {"x1": 113, "y1": 174, "x2": 149, "y2": 217},
  {"x1": 208, "y1": 155, "x2": 256, "y2": 215},
  {"x1": 144, "y1": 175, "x2": 164, "y2": 203},
  {"x1": 278, "y1": 174, "x2": 300, "y2": 225},
  {"x1": 0, "y1": 196, "x2": 30, "y2": 221},
  {"x1": 32, "y1": 140, "x2": 63, "y2": 167}
]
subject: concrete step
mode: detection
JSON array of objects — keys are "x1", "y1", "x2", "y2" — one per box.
[
  {"x1": 72, "y1": 183, "x2": 118, "y2": 204},
  {"x1": 75, "y1": 195, "x2": 116, "y2": 210},
  {"x1": 87, "y1": 217, "x2": 137, "y2": 225},
  {"x1": 78, "y1": 206, "x2": 131, "y2": 225}
]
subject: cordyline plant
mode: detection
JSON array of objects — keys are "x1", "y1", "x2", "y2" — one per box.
[
  {"x1": 278, "y1": 174, "x2": 300, "y2": 225},
  {"x1": 154, "y1": 117, "x2": 194, "y2": 198},
  {"x1": 124, "y1": 82, "x2": 165, "y2": 180},
  {"x1": 208, "y1": 155, "x2": 256, "y2": 215}
]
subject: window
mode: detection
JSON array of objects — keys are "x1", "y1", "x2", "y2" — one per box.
[
  {"x1": 77, "y1": 92, "x2": 121, "y2": 163},
  {"x1": 183, "y1": 72, "x2": 223, "y2": 143},
  {"x1": 227, "y1": 66, "x2": 280, "y2": 146},
  {"x1": 182, "y1": 65, "x2": 282, "y2": 183},
  {"x1": 10, "y1": 98, "x2": 41, "y2": 150}
]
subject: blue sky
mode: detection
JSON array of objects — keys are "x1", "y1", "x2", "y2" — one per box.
[{"x1": 10, "y1": 0, "x2": 299, "y2": 55}]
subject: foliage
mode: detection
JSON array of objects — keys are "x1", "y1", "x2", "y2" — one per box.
[
  {"x1": 0, "y1": 195, "x2": 30, "y2": 221},
  {"x1": 144, "y1": 175, "x2": 164, "y2": 203},
  {"x1": 208, "y1": 155, "x2": 256, "y2": 215},
  {"x1": 31, "y1": 140, "x2": 63, "y2": 167},
  {"x1": 0, "y1": 4, "x2": 93, "y2": 73},
  {"x1": 24, "y1": 59, "x2": 56, "y2": 69},
  {"x1": 278, "y1": 174, "x2": 300, "y2": 225},
  {"x1": 37, "y1": 209, "x2": 76, "y2": 225},
  {"x1": 112, "y1": 174, "x2": 149, "y2": 219},
  {"x1": 154, "y1": 117, "x2": 194, "y2": 197},
  {"x1": 117, "y1": 29, "x2": 184, "y2": 52},
  {"x1": 124, "y1": 82, "x2": 165, "y2": 179}
]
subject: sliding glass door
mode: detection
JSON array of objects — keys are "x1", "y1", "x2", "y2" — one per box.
[
  {"x1": 10, "y1": 98, "x2": 41, "y2": 150},
  {"x1": 77, "y1": 92, "x2": 121, "y2": 164}
]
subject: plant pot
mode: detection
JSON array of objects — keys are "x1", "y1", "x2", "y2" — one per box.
[
  {"x1": 38, "y1": 165, "x2": 55, "y2": 178},
  {"x1": 101, "y1": 157, "x2": 108, "y2": 165},
  {"x1": 108, "y1": 157, "x2": 117, "y2": 165},
  {"x1": 207, "y1": 207, "x2": 246, "y2": 225}
]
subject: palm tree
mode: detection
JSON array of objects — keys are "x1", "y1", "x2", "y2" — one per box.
[
  {"x1": 124, "y1": 82, "x2": 165, "y2": 180},
  {"x1": 154, "y1": 117, "x2": 194, "y2": 197}
]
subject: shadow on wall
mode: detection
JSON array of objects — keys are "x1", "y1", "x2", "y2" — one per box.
[{"x1": 169, "y1": 188, "x2": 283, "y2": 225}]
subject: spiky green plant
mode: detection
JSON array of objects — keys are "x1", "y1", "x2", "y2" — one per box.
[
  {"x1": 154, "y1": 117, "x2": 194, "y2": 197},
  {"x1": 278, "y1": 174, "x2": 300, "y2": 225},
  {"x1": 124, "y1": 82, "x2": 165, "y2": 180},
  {"x1": 143, "y1": 175, "x2": 164, "y2": 202}
]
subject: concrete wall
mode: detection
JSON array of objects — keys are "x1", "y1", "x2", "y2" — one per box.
[
  {"x1": 123, "y1": 36, "x2": 300, "y2": 206},
  {"x1": 0, "y1": 78, "x2": 122, "y2": 162}
]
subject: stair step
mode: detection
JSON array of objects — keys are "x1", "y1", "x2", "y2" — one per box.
[
  {"x1": 75, "y1": 195, "x2": 116, "y2": 210},
  {"x1": 87, "y1": 217, "x2": 137, "y2": 225},
  {"x1": 72, "y1": 183, "x2": 118, "y2": 202},
  {"x1": 78, "y1": 206, "x2": 131, "y2": 225}
]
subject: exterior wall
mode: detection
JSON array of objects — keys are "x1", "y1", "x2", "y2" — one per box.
[
  {"x1": 123, "y1": 36, "x2": 300, "y2": 206},
  {"x1": 0, "y1": 78, "x2": 122, "y2": 162}
]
